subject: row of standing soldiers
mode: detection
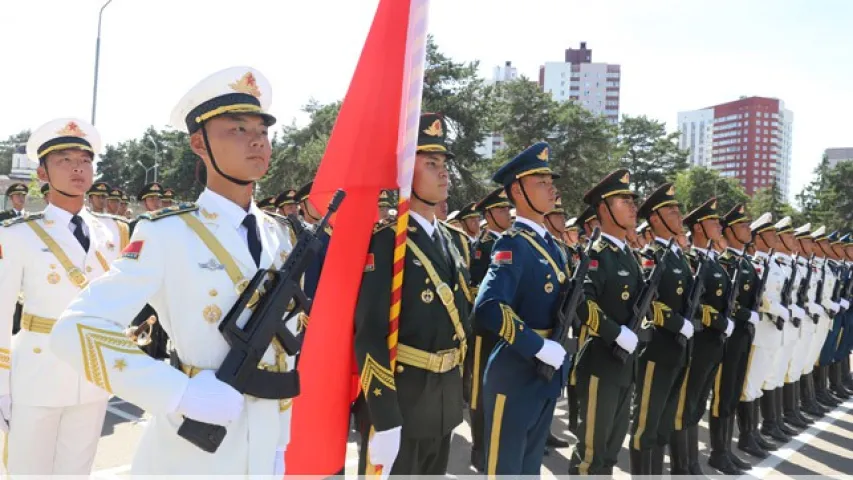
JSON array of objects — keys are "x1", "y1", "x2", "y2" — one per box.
[{"x1": 350, "y1": 115, "x2": 853, "y2": 477}]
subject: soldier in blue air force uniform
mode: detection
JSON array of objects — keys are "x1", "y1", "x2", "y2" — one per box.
[{"x1": 474, "y1": 142, "x2": 571, "y2": 476}]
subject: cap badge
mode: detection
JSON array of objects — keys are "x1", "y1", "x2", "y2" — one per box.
[
  {"x1": 537, "y1": 147, "x2": 549, "y2": 161},
  {"x1": 56, "y1": 121, "x2": 86, "y2": 138},
  {"x1": 423, "y1": 119, "x2": 443, "y2": 137},
  {"x1": 666, "y1": 185, "x2": 676, "y2": 196},
  {"x1": 229, "y1": 72, "x2": 261, "y2": 97},
  {"x1": 620, "y1": 172, "x2": 630, "y2": 184}
]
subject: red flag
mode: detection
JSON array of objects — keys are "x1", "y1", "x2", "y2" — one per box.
[{"x1": 285, "y1": 0, "x2": 429, "y2": 474}]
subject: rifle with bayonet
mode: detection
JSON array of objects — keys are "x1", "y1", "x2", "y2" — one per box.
[
  {"x1": 176, "y1": 190, "x2": 345, "y2": 453},
  {"x1": 797, "y1": 253, "x2": 818, "y2": 323},
  {"x1": 538, "y1": 228, "x2": 600, "y2": 381},
  {"x1": 612, "y1": 236, "x2": 676, "y2": 363},
  {"x1": 781, "y1": 253, "x2": 800, "y2": 327},
  {"x1": 680, "y1": 240, "x2": 713, "y2": 349}
]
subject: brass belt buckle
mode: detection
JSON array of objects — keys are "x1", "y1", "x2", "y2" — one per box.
[
  {"x1": 67, "y1": 267, "x2": 88, "y2": 288},
  {"x1": 438, "y1": 349, "x2": 457, "y2": 372},
  {"x1": 436, "y1": 283, "x2": 454, "y2": 306}
]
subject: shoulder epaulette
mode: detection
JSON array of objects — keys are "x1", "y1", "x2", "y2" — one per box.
[
  {"x1": 264, "y1": 211, "x2": 293, "y2": 227},
  {"x1": 138, "y1": 202, "x2": 198, "y2": 221},
  {"x1": 503, "y1": 227, "x2": 520, "y2": 238},
  {"x1": 442, "y1": 221, "x2": 466, "y2": 236},
  {"x1": 373, "y1": 219, "x2": 397, "y2": 235},
  {"x1": 1, "y1": 212, "x2": 44, "y2": 227},
  {"x1": 91, "y1": 211, "x2": 129, "y2": 223},
  {"x1": 592, "y1": 239, "x2": 607, "y2": 253}
]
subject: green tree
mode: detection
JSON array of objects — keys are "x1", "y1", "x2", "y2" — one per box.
[
  {"x1": 673, "y1": 166, "x2": 749, "y2": 214},
  {"x1": 796, "y1": 155, "x2": 834, "y2": 228},
  {"x1": 491, "y1": 77, "x2": 558, "y2": 154},
  {"x1": 618, "y1": 115, "x2": 689, "y2": 197},
  {"x1": 0, "y1": 131, "x2": 31, "y2": 175},
  {"x1": 747, "y1": 181, "x2": 798, "y2": 221},
  {"x1": 422, "y1": 36, "x2": 495, "y2": 209}
]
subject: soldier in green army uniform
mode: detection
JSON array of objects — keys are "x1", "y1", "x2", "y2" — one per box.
[
  {"x1": 1, "y1": 183, "x2": 29, "y2": 220},
  {"x1": 457, "y1": 202, "x2": 481, "y2": 242},
  {"x1": 564, "y1": 217, "x2": 580, "y2": 253},
  {"x1": 354, "y1": 113, "x2": 471, "y2": 476},
  {"x1": 161, "y1": 188, "x2": 175, "y2": 208},
  {"x1": 444, "y1": 202, "x2": 476, "y2": 271},
  {"x1": 628, "y1": 183, "x2": 696, "y2": 475},
  {"x1": 670, "y1": 197, "x2": 735, "y2": 475},
  {"x1": 568, "y1": 169, "x2": 643, "y2": 475},
  {"x1": 577, "y1": 205, "x2": 600, "y2": 247},
  {"x1": 275, "y1": 188, "x2": 299, "y2": 217},
  {"x1": 465, "y1": 186, "x2": 512, "y2": 472},
  {"x1": 544, "y1": 196, "x2": 571, "y2": 258},
  {"x1": 706, "y1": 204, "x2": 763, "y2": 474},
  {"x1": 257, "y1": 195, "x2": 277, "y2": 213},
  {"x1": 377, "y1": 190, "x2": 394, "y2": 226},
  {"x1": 87, "y1": 181, "x2": 110, "y2": 214}
]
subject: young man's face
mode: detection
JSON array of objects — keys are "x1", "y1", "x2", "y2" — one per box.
[
  {"x1": 546, "y1": 212, "x2": 566, "y2": 234},
  {"x1": 651, "y1": 205, "x2": 683, "y2": 236},
  {"x1": 38, "y1": 148, "x2": 94, "y2": 197},
  {"x1": 514, "y1": 174, "x2": 556, "y2": 215},
  {"x1": 436, "y1": 200, "x2": 449, "y2": 220},
  {"x1": 89, "y1": 195, "x2": 105, "y2": 210},
  {"x1": 566, "y1": 229, "x2": 579, "y2": 245},
  {"x1": 193, "y1": 114, "x2": 272, "y2": 182},
  {"x1": 378, "y1": 206, "x2": 390, "y2": 220},
  {"x1": 106, "y1": 198, "x2": 121, "y2": 214},
  {"x1": 279, "y1": 204, "x2": 298, "y2": 217},
  {"x1": 601, "y1": 194, "x2": 637, "y2": 231},
  {"x1": 143, "y1": 197, "x2": 162, "y2": 212},
  {"x1": 9, "y1": 193, "x2": 26, "y2": 211},
  {"x1": 486, "y1": 206, "x2": 511, "y2": 231},
  {"x1": 161, "y1": 199, "x2": 174, "y2": 208},
  {"x1": 728, "y1": 222, "x2": 752, "y2": 245},
  {"x1": 413, "y1": 152, "x2": 449, "y2": 206},
  {"x1": 462, "y1": 216, "x2": 481, "y2": 235}
]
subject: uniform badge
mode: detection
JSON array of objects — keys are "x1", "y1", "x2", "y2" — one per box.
[
  {"x1": 413, "y1": 258, "x2": 423, "y2": 267},
  {"x1": 618, "y1": 270, "x2": 629, "y2": 277},
  {"x1": 673, "y1": 269, "x2": 682, "y2": 274},
  {"x1": 544, "y1": 282, "x2": 554, "y2": 293},
  {"x1": 201, "y1": 209, "x2": 218, "y2": 220},
  {"x1": 47, "y1": 272, "x2": 60, "y2": 284},
  {"x1": 494, "y1": 251, "x2": 512, "y2": 265},
  {"x1": 421, "y1": 289, "x2": 434, "y2": 303},
  {"x1": 122, "y1": 241, "x2": 144, "y2": 260},
  {"x1": 716, "y1": 289, "x2": 723, "y2": 296},
  {"x1": 589, "y1": 259, "x2": 599, "y2": 271},
  {"x1": 714, "y1": 273, "x2": 722, "y2": 278},
  {"x1": 744, "y1": 284, "x2": 750, "y2": 291},
  {"x1": 677, "y1": 286, "x2": 684, "y2": 295},
  {"x1": 642, "y1": 258, "x2": 655, "y2": 268},
  {"x1": 621, "y1": 291, "x2": 630, "y2": 301},
  {"x1": 364, "y1": 253, "x2": 375, "y2": 272},
  {"x1": 475, "y1": 251, "x2": 482, "y2": 260},
  {"x1": 199, "y1": 258, "x2": 225, "y2": 271},
  {"x1": 203, "y1": 304, "x2": 223, "y2": 324}
]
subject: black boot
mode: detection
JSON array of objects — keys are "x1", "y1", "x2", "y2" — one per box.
[
  {"x1": 687, "y1": 424, "x2": 706, "y2": 476},
  {"x1": 783, "y1": 382, "x2": 810, "y2": 428},
  {"x1": 470, "y1": 448, "x2": 485, "y2": 473},
  {"x1": 630, "y1": 448, "x2": 652, "y2": 476},
  {"x1": 802, "y1": 374, "x2": 828, "y2": 417},
  {"x1": 815, "y1": 367, "x2": 841, "y2": 407},
  {"x1": 761, "y1": 390, "x2": 791, "y2": 443},
  {"x1": 708, "y1": 416, "x2": 743, "y2": 475},
  {"x1": 669, "y1": 429, "x2": 690, "y2": 475},
  {"x1": 843, "y1": 357, "x2": 853, "y2": 389},
  {"x1": 776, "y1": 387, "x2": 801, "y2": 436},
  {"x1": 567, "y1": 386, "x2": 579, "y2": 434},
  {"x1": 793, "y1": 380, "x2": 816, "y2": 424},
  {"x1": 651, "y1": 444, "x2": 664, "y2": 476},
  {"x1": 830, "y1": 362, "x2": 853, "y2": 399},
  {"x1": 753, "y1": 400, "x2": 779, "y2": 451},
  {"x1": 737, "y1": 401, "x2": 770, "y2": 459},
  {"x1": 726, "y1": 414, "x2": 752, "y2": 470},
  {"x1": 546, "y1": 432, "x2": 569, "y2": 448}
]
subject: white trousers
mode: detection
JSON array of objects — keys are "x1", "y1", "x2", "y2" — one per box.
[
  {"x1": 6, "y1": 400, "x2": 107, "y2": 475},
  {"x1": 803, "y1": 316, "x2": 831, "y2": 376},
  {"x1": 790, "y1": 317, "x2": 817, "y2": 379},
  {"x1": 767, "y1": 319, "x2": 799, "y2": 389},
  {"x1": 742, "y1": 318, "x2": 783, "y2": 401}
]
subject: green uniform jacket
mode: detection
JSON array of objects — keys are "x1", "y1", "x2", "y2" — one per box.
[
  {"x1": 444, "y1": 222, "x2": 473, "y2": 273},
  {"x1": 685, "y1": 248, "x2": 733, "y2": 332},
  {"x1": 354, "y1": 218, "x2": 472, "y2": 438},
  {"x1": 717, "y1": 248, "x2": 759, "y2": 327},
  {"x1": 470, "y1": 230, "x2": 498, "y2": 292},
  {"x1": 575, "y1": 236, "x2": 644, "y2": 387}
]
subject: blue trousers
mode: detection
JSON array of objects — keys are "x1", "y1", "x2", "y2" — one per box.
[{"x1": 820, "y1": 312, "x2": 846, "y2": 366}]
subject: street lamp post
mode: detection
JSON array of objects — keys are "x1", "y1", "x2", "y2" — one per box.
[
  {"x1": 91, "y1": 0, "x2": 114, "y2": 125},
  {"x1": 136, "y1": 160, "x2": 156, "y2": 185},
  {"x1": 146, "y1": 136, "x2": 160, "y2": 183}
]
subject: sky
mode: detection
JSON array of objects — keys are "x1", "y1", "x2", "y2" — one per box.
[{"x1": 1, "y1": 0, "x2": 850, "y2": 200}]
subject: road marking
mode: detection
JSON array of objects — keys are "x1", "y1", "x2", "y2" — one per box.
[
  {"x1": 106, "y1": 405, "x2": 145, "y2": 423},
  {"x1": 739, "y1": 400, "x2": 853, "y2": 479}
]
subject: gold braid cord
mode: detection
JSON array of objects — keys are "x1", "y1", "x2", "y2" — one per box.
[
  {"x1": 498, "y1": 304, "x2": 519, "y2": 345},
  {"x1": 360, "y1": 354, "x2": 396, "y2": 396},
  {"x1": 0, "y1": 349, "x2": 9, "y2": 370},
  {"x1": 76, "y1": 324, "x2": 144, "y2": 394},
  {"x1": 701, "y1": 304, "x2": 718, "y2": 328},
  {"x1": 586, "y1": 300, "x2": 602, "y2": 333}
]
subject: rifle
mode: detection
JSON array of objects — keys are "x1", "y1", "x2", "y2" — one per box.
[
  {"x1": 781, "y1": 254, "x2": 800, "y2": 327},
  {"x1": 814, "y1": 256, "x2": 828, "y2": 321},
  {"x1": 750, "y1": 249, "x2": 775, "y2": 329},
  {"x1": 796, "y1": 253, "x2": 815, "y2": 314},
  {"x1": 176, "y1": 190, "x2": 345, "y2": 453},
  {"x1": 721, "y1": 244, "x2": 751, "y2": 339},
  {"x1": 680, "y1": 240, "x2": 713, "y2": 350},
  {"x1": 537, "y1": 228, "x2": 600, "y2": 381},
  {"x1": 612, "y1": 236, "x2": 676, "y2": 363}
]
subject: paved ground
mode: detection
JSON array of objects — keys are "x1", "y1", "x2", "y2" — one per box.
[{"x1": 87, "y1": 394, "x2": 853, "y2": 478}]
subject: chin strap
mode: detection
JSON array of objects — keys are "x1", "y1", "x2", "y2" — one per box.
[
  {"x1": 302, "y1": 201, "x2": 321, "y2": 223},
  {"x1": 44, "y1": 169, "x2": 81, "y2": 198},
  {"x1": 487, "y1": 210, "x2": 509, "y2": 232},
  {"x1": 201, "y1": 124, "x2": 254, "y2": 187},
  {"x1": 412, "y1": 189, "x2": 437, "y2": 207},
  {"x1": 518, "y1": 180, "x2": 547, "y2": 216},
  {"x1": 654, "y1": 210, "x2": 680, "y2": 238},
  {"x1": 601, "y1": 198, "x2": 628, "y2": 232}
]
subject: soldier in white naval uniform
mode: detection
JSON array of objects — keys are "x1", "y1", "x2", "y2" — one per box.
[
  {"x1": 0, "y1": 118, "x2": 122, "y2": 475},
  {"x1": 50, "y1": 67, "x2": 295, "y2": 476}
]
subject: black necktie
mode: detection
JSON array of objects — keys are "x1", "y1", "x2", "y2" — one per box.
[
  {"x1": 431, "y1": 230, "x2": 448, "y2": 263},
  {"x1": 243, "y1": 214, "x2": 262, "y2": 267},
  {"x1": 71, "y1": 215, "x2": 90, "y2": 252}
]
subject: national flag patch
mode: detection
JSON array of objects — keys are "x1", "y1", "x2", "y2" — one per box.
[
  {"x1": 642, "y1": 258, "x2": 655, "y2": 268},
  {"x1": 364, "y1": 253, "x2": 375, "y2": 272},
  {"x1": 475, "y1": 250, "x2": 482, "y2": 260},
  {"x1": 121, "y1": 241, "x2": 144, "y2": 260},
  {"x1": 589, "y1": 259, "x2": 599, "y2": 271},
  {"x1": 494, "y1": 250, "x2": 512, "y2": 265}
]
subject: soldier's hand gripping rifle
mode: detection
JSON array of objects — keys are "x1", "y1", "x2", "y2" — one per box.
[
  {"x1": 537, "y1": 228, "x2": 600, "y2": 381},
  {"x1": 176, "y1": 190, "x2": 346, "y2": 453},
  {"x1": 750, "y1": 249, "x2": 776, "y2": 330},
  {"x1": 814, "y1": 256, "x2": 828, "y2": 321},
  {"x1": 680, "y1": 240, "x2": 713, "y2": 349},
  {"x1": 718, "y1": 243, "x2": 750, "y2": 342},
  {"x1": 796, "y1": 253, "x2": 815, "y2": 320},
  {"x1": 781, "y1": 254, "x2": 800, "y2": 327},
  {"x1": 612, "y1": 236, "x2": 676, "y2": 363}
]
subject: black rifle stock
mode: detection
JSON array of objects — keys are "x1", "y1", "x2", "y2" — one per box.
[
  {"x1": 176, "y1": 190, "x2": 345, "y2": 453},
  {"x1": 612, "y1": 236, "x2": 676, "y2": 363},
  {"x1": 537, "y1": 228, "x2": 600, "y2": 381},
  {"x1": 750, "y1": 249, "x2": 775, "y2": 329},
  {"x1": 681, "y1": 240, "x2": 714, "y2": 349},
  {"x1": 796, "y1": 253, "x2": 815, "y2": 313},
  {"x1": 781, "y1": 254, "x2": 800, "y2": 327}
]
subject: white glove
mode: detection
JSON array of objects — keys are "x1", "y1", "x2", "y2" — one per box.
[
  {"x1": 841, "y1": 299, "x2": 850, "y2": 310},
  {"x1": 615, "y1": 326, "x2": 639, "y2": 354},
  {"x1": 273, "y1": 448, "x2": 285, "y2": 477},
  {"x1": 535, "y1": 338, "x2": 567, "y2": 368},
  {"x1": 175, "y1": 370, "x2": 244, "y2": 426},
  {"x1": 829, "y1": 301, "x2": 840, "y2": 316},
  {"x1": 748, "y1": 311, "x2": 760, "y2": 326},
  {"x1": 770, "y1": 303, "x2": 790, "y2": 322},
  {"x1": 791, "y1": 305, "x2": 807, "y2": 321},
  {"x1": 679, "y1": 319, "x2": 695, "y2": 340},
  {"x1": 724, "y1": 319, "x2": 735, "y2": 338},
  {"x1": 0, "y1": 395, "x2": 10, "y2": 433},
  {"x1": 368, "y1": 425, "x2": 401, "y2": 480},
  {"x1": 808, "y1": 302, "x2": 822, "y2": 319}
]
